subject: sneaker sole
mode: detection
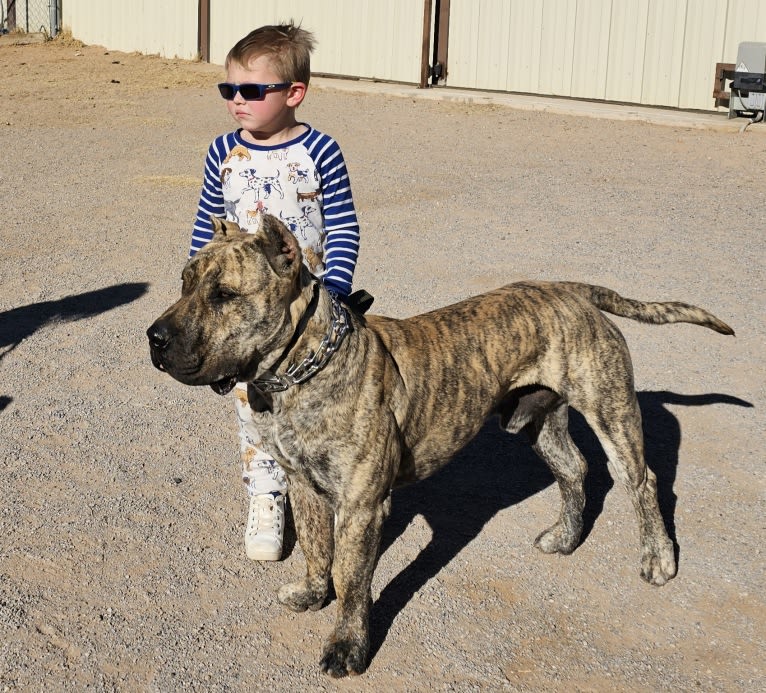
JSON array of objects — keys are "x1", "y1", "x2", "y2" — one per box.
[{"x1": 246, "y1": 546, "x2": 282, "y2": 561}]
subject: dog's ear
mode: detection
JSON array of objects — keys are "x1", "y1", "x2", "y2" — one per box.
[
  {"x1": 210, "y1": 215, "x2": 242, "y2": 239},
  {"x1": 255, "y1": 214, "x2": 301, "y2": 277}
]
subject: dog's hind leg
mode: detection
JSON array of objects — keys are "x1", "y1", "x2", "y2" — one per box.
[
  {"x1": 277, "y1": 479, "x2": 334, "y2": 612},
  {"x1": 501, "y1": 388, "x2": 587, "y2": 555},
  {"x1": 582, "y1": 395, "x2": 677, "y2": 586},
  {"x1": 528, "y1": 402, "x2": 588, "y2": 556}
]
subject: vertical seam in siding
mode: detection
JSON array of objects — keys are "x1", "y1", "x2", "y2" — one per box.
[{"x1": 677, "y1": 0, "x2": 690, "y2": 108}]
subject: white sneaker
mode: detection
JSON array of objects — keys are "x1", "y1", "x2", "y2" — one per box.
[{"x1": 245, "y1": 493, "x2": 285, "y2": 561}]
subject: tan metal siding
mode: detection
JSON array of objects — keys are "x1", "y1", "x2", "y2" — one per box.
[
  {"x1": 62, "y1": 0, "x2": 199, "y2": 60},
  {"x1": 448, "y1": 0, "x2": 766, "y2": 110},
  {"x1": 61, "y1": 1, "x2": 766, "y2": 111},
  {"x1": 722, "y1": 0, "x2": 766, "y2": 63},
  {"x1": 676, "y1": 1, "x2": 728, "y2": 109},
  {"x1": 209, "y1": 0, "x2": 424, "y2": 83},
  {"x1": 570, "y1": 0, "x2": 612, "y2": 100},
  {"x1": 640, "y1": 0, "x2": 687, "y2": 108},
  {"x1": 604, "y1": 0, "x2": 649, "y2": 104}
]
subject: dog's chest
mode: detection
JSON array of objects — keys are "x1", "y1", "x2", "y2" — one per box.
[{"x1": 254, "y1": 409, "x2": 337, "y2": 487}]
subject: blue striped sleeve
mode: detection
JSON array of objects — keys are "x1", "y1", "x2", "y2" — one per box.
[
  {"x1": 189, "y1": 135, "x2": 230, "y2": 257},
  {"x1": 305, "y1": 131, "x2": 360, "y2": 296}
]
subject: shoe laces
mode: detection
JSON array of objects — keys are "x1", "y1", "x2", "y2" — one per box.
[{"x1": 248, "y1": 493, "x2": 283, "y2": 534}]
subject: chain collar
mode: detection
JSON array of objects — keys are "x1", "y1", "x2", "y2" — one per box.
[{"x1": 251, "y1": 292, "x2": 350, "y2": 394}]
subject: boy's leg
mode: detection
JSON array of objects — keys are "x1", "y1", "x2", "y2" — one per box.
[{"x1": 234, "y1": 385, "x2": 287, "y2": 561}]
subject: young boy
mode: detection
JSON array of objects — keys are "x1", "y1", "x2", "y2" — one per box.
[{"x1": 189, "y1": 22, "x2": 360, "y2": 561}]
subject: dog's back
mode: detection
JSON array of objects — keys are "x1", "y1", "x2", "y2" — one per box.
[{"x1": 362, "y1": 280, "x2": 732, "y2": 484}]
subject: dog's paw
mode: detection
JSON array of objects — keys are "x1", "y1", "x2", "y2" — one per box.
[
  {"x1": 533, "y1": 522, "x2": 580, "y2": 555},
  {"x1": 277, "y1": 579, "x2": 327, "y2": 612},
  {"x1": 320, "y1": 636, "x2": 368, "y2": 678},
  {"x1": 640, "y1": 544, "x2": 677, "y2": 586}
]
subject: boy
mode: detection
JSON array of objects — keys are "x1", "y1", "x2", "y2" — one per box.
[{"x1": 189, "y1": 22, "x2": 360, "y2": 561}]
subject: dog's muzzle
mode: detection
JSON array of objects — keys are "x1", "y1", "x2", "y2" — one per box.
[{"x1": 146, "y1": 318, "x2": 239, "y2": 395}]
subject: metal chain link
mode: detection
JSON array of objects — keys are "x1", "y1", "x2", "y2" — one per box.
[{"x1": 252, "y1": 294, "x2": 350, "y2": 393}]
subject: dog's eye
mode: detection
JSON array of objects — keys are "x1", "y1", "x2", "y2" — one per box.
[{"x1": 214, "y1": 287, "x2": 237, "y2": 301}]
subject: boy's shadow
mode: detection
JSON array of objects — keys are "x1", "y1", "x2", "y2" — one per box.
[
  {"x1": 0, "y1": 283, "x2": 148, "y2": 359},
  {"x1": 0, "y1": 283, "x2": 149, "y2": 409},
  {"x1": 367, "y1": 389, "x2": 752, "y2": 661}
]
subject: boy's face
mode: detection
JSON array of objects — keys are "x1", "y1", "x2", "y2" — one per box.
[{"x1": 223, "y1": 56, "x2": 303, "y2": 136}]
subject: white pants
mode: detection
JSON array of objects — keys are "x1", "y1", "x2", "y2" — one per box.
[{"x1": 234, "y1": 385, "x2": 287, "y2": 496}]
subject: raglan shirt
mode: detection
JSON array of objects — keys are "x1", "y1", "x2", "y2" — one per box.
[{"x1": 189, "y1": 125, "x2": 360, "y2": 297}]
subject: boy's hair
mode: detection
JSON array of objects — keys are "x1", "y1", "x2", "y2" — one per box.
[{"x1": 226, "y1": 21, "x2": 315, "y2": 85}]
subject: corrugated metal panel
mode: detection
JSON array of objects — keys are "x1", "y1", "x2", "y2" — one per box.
[
  {"x1": 676, "y1": 0, "x2": 728, "y2": 109},
  {"x1": 61, "y1": 1, "x2": 766, "y2": 111},
  {"x1": 640, "y1": 0, "x2": 687, "y2": 108},
  {"x1": 209, "y1": 0, "x2": 424, "y2": 83},
  {"x1": 604, "y1": 0, "x2": 650, "y2": 104},
  {"x1": 448, "y1": 0, "x2": 766, "y2": 110},
  {"x1": 722, "y1": 0, "x2": 766, "y2": 62},
  {"x1": 537, "y1": 0, "x2": 577, "y2": 96},
  {"x1": 62, "y1": 0, "x2": 199, "y2": 60},
  {"x1": 570, "y1": 0, "x2": 612, "y2": 100}
]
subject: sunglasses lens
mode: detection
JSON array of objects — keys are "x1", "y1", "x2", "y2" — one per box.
[
  {"x1": 217, "y1": 83, "x2": 236, "y2": 99},
  {"x1": 238, "y1": 84, "x2": 264, "y2": 100}
]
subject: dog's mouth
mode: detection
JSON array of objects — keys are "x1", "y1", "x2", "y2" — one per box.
[
  {"x1": 150, "y1": 343, "x2": 237, "y2": 394},
  {"x1": 210, "y1": 376, "x2": 238, "y2": 396}
]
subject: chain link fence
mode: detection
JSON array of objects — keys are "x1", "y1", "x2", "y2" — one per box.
[{"x1": 2, "y1": 0, "x2": 61, "y2": 36}]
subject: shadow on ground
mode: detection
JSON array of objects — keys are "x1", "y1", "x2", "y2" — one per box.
[
  {"x1": 0, "y1": 283, "x2": 149, "y2": 409},
  {"x1": 367, "y1": 389, "x2": 752, "y2": 661},
  {"x1": 0, "y1": 283, "x2": 149, "y2": 361}
]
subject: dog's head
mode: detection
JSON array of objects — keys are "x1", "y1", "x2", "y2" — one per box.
[{"x1": 147, "y1": 214, "x2": 311, "y2": 394}]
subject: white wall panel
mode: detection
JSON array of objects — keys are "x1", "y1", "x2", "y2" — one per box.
[
  {"x1": 449, "y1": 0, "x2": 766, "y2": 110},
  {"x1": 722, "y1": 0, "x2": 766, "y2": 62},
  {"x1": 640, "y1": 0, "x2": 687, "y2": 108},
  {"x1": 62, "y1": 1, "x2": 766, "y2": 112},
  {"x1": 537, "y1": 0, "x2": 577, "y2": 96},
  {"x1": 62, "y1": 0, "x2": 199, "y2": 60},
  {"x1": 209, "y1": 0, "x2": 424, "y2": 83},
  {"x1": 506, "y1": 1, "x2": 545, "y2": 94},
  {"x1": 604, "y1": 0, "x2": 649, "y2": 104},
  {"x1": 570, "y1": 0, "x2": 612, "y2": 100},
  {"x1": 677, "y1": 0, "x2": 728, "y2": 109}
]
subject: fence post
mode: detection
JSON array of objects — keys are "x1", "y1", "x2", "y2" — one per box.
[
  {"x1": 49, "y1": 0, "x2": 59, "y2": 36},
  {"x1": 198, "y1": 0, "x2": 210, "y2": 62},
  {"x1": 420, "y1": 0, "x2": 433, "y2": 88}
]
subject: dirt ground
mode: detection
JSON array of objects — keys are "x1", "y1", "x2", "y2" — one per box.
[{"x1": 1, "y1": 35, "x2": 764, "y2": 692}]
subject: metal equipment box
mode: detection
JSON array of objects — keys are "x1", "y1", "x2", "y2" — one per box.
[{"x1": 729, "y1": 42, "x2": 766, "y2": 118}]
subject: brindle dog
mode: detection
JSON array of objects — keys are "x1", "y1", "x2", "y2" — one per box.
[{"x1": 147, "y1": 215, "x2": 734, "y2": 677}]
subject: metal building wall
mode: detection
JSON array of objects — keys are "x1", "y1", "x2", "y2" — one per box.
[
  {"x1": 62, "y1": 0, "x2": 199, "y2": 60},
  {"x1": 60, "y1": 1, "x2": 766, "y2": 111},
  {"x1": 446, "y1": 0, "x2": 766, "y2": 110},
  {"x1": 208, "y1": 0, "x2": 424, "y2": 83}
]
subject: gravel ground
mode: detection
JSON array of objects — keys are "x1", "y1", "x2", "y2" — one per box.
[{"x1": 1, "y1": 36, "x2": 764, "y2": 692}]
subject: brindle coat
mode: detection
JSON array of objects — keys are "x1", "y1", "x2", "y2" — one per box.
[{"x1": 147, "y1": 215, "x2": 734, "y2": 678}]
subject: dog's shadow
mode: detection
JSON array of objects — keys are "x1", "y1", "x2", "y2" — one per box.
[{"x1": 365, "y1": 389, "x2": 752, "y2": 661}]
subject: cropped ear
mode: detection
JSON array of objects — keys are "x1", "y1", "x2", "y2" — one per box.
[
  {"x1": 210, "y1": 215, "x2": 243, "y2": 239},
  {"x1": 255, "y1": 213, "x2": 302, "y2": 278}
]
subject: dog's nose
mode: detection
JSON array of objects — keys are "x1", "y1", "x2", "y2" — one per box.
[{"x1": 146, "y1": 321, "x2": 170, "y2": 349}]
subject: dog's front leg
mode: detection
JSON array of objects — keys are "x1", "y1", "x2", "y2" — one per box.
[
  {"x1": 320, "y1": 499, "x2": 389, "y2": 678},
  {"x1": 277, "y1": 478, "x2": 333, "y2": 612}
]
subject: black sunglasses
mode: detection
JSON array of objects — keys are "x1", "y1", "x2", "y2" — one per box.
[{"x1": 217, "y1": 82, "x2": 292, "y2": 101}]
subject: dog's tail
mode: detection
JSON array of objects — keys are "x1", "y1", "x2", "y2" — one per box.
[{"x1": 562, "y1": 282, "x2": 735, "y2": 336}]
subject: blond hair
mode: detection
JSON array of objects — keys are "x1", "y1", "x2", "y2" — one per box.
[{"x1": 225, "y1": 21, "x2": 315, "y2": 85}]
